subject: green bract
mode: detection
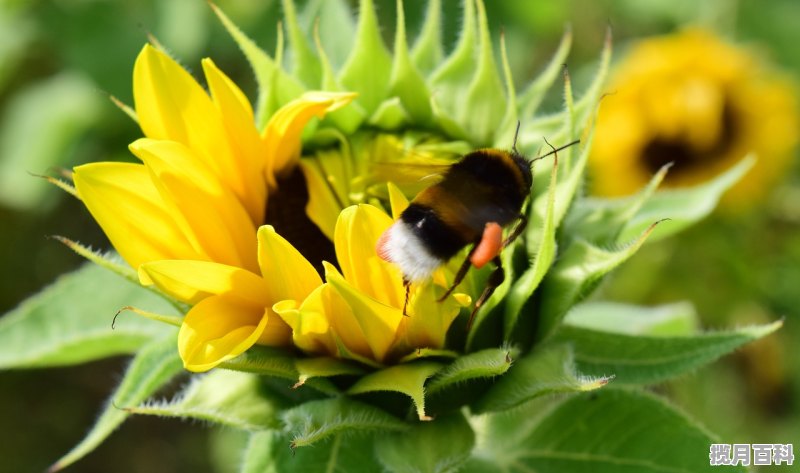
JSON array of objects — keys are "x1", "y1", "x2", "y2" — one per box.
[{"x1": 0, "y1": 1, "x2": 777, "y2": 472}]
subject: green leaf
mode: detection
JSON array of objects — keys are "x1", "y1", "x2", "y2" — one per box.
[
  {"x1": 241, "y1": 430, "x2": 383, "y2": 473},
  {"x1": 427, "y1": 348, "x2": 513, "y2": 394},
  {"x1": 374, "y1": 411, "x2": 475, "y2": 473},
  {"x1": 281, "y1": 397, "x2": 408, "y2": 448},
  {"x1": 564, "y1": 163, "x2": 670, "y2": 246},
  {"x1": 617, "y1": 156, "x2": 755, "y2": 243},
  {"x1": 337, "y1": 0, "x2": 393, "y2": 115},
  {"x1": 387, "y1": 0, "x2": 433, "y2": 125},
  {"x1": 554, "y1": 320, "x2": 782, "y2": 385},
  {"x1": 410, "y1": 0, "x2": 443, "y2": 74},
  {"x1": 348, "y1": 362, "x2": 443, "y2": 420},
  {"x1": 464, "y1": 389, "x2": 744, "y2": 473},
  {"x1": 127, "y1": 370, "x2": 282, "y2": 430},
  {"x1": 0, "y1": 263, "x2": 175, "y2": 369},
  {"x1": 49, "y1": 333, "x2": 182, "y2": 472},
  {"x1": 537, "y1": 220, "x2": 663, "y2": 340},
  {"x1": 211, "y1": 3, "x2": 304, "y2": 129},
  {"x1": 472, "y1": 343, "x2": 609, "y2": 414},
  {"x1": 564, "y1": 301, "x2": 699, "y2": 337},
  {"x1": 0, "y1": 72, "x2": 102, "y2": 211}
]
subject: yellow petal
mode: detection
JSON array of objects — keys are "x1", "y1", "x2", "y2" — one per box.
[
  {"x1": 130, "y1": 138, "x2": 258, "y2": 272},
  {"x1": 334, "y1": 204, "x2": 405, "y2": 307},
  {"x1": 202, "y1": 58, "x2": 267, "y2": 223},
  {"x1": 257, "y1": 225, "x2": 322, "y2": 302},
  {"x1": 133, "y1": 45, "x2": 240, "y2": 196},
  {"x1": 273, "y1": 288, "x2": 336, "y2": 355},
  {"x1": 395, "y1": 284, "x2": 465, "y2": 355},
  {"x1": 386, "y1": 182, "x2": 409, "y2": 219},
  {"x1": 73, "y1": 162, "x2": 196, "y2": 268},
  {"x1": 139, "y1": 260, "x2": 269, "y2": 306},
  {"x1": 178, "y1": 294, "x2": 269, "y2": 372},
  {"x1": 324, "y1": 262, "x2": 402, "y2": 363},
  {"x1": 262, "y1": 91, "x2": 357, "y2": 183},
  {"x1": 299, "y1": 160, "x2": 340, "y2": 240}
]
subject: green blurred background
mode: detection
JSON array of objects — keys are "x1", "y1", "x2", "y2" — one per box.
[{"x1": 0, "y1": 0, "x2": 797, "y2": 471}]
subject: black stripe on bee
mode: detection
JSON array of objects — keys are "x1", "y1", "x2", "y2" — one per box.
[{"x1": 400, "y1": 203, "x2": 469, "y2": 261}]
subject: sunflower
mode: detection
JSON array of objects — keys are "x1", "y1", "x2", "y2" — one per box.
[
  {"x1": 589, "y1": 28, "x2": 798, "y2": 208},
  {"x1": 73, "y1": 44, "x2": 356, "y2": 368}
]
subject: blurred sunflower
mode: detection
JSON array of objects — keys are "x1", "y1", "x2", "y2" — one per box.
[{"x1": 589, "y1": 28, "x2": 798, "y2": 208}]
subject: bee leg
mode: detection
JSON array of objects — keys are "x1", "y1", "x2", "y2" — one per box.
[
  {"x1": 402, "y1": 279, "x2": 411, "y2": 316},
  {"x1": 466, "y1": 256, "x2": 505, "y2": 330},
  {"x1": 502, "y1": 214, "x2": 528, "y2": 248},
  {"x1": 437, "y1": 247, "x2": 476, "y2": 303}
]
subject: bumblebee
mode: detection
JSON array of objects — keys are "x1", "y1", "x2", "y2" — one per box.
[{"x1": 377, "y1": 127, "x2": 579, "y2": 329}]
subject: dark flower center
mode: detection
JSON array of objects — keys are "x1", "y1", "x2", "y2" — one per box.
[
  {"x1": 642, "y1": 101, "x2": 737, "y2": 176},
  {"x1": 264, "y1": 166, "x2": 336, "y2": 276}
]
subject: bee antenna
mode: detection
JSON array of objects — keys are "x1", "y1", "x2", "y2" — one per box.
[
  {"x1": 529, "y1": 138, "x2": 580, "y2": 165},
  {"x1": 512, "y1": 121, "x2": 521, "y2": 155}
]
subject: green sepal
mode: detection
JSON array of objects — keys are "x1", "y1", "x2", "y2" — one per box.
[
  {"x1": 500, "y1": 143, "x2": 560, "y2": 338},
  {"x1": 369, "y1": 97, "x2": 411, "y2": 129},
  {"x1": 374, "y1": 411, "x2": 475, "y2": 473},
  {"x1": 211, "y1": 3, "x2": 305, "y2": 129},
  {"x1": 53, "y1": 237, "x2": 185, "y2": 311},
  {"x1": 281, "y1": 397, "x2": 408, "y2": 448},
  {"x1": 471, "y1": 343, "x2": 609, "y2": 414},
  {"x1": 617, "y1": 156, "x2": 755, "y2": 243},
  {"x1": 564, "y1": 301, "x2": 699, "y2": 337},
  {"x1": 387, "y1": 0, "x2": 434, "y2": 125},
  {"x1": 494, "y1": 33, "x2": 519, "y2": 147},
  {"x1": 280, "y1": 0, "x2": 322, "y2": 89},
  {"x1": 461, "y1": 0, "x2": 507, "y2": 146},
  {"x1": 521, "y1": 29, "x2": 608, "y2": 154},
  {"x1": 337, "y1": 0, "x2": 393, "y2": 115},
  {"x1": 49, "y1": 332, "x2": 182, "y2": 472},
  {"x1": 310, "y1": 26, "x2": 367, "y2": 133},
  {"x1": 554, "y1": 320, "x2": 782, "y2": 385},
  {"x1": 347, "y1": 362, "x2": 443, "y2": 421},
  {"x1": 300, "y1": 0, "x2": 355, "y2": 70},
  {"x1": 241, "y1": 430, "x2": 383, "y2": 473},
  {"x1": 219, "y1": 346, "x2": 338, "y2": 395},
  {"x1": 517, "y1": 27, "x2": 572, "y2": 119},
  {"x1": 429, "y1": 0, "x2": 476, "y2": 128},
  {"x1": 0, "y1": 263, "x2": 174, "y2": 369},
  {"x1": 53, "y1": 236, "x2": 137, "y2": 283},
  {"x1": 571, "y1": 27, "x2": 612, "y2": 133},
  {"x1": 294, "y1": 356, "x2": 364, "y2": 388},
  {"x1": 127, "y1": 370, "x2": 282, "y2": 430},
  {"x1": 410, "y1": 0, "x2": 443, "y2": 74},
  {"x1": 537, "y1": 219, "x2": 664, "y2": 340},
  {"x1": 398, "y1": 348, "x2": 459, "y2": 363},
  {"x1": 463, "y1": 389, "x2": 745, "y2": 473}
]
